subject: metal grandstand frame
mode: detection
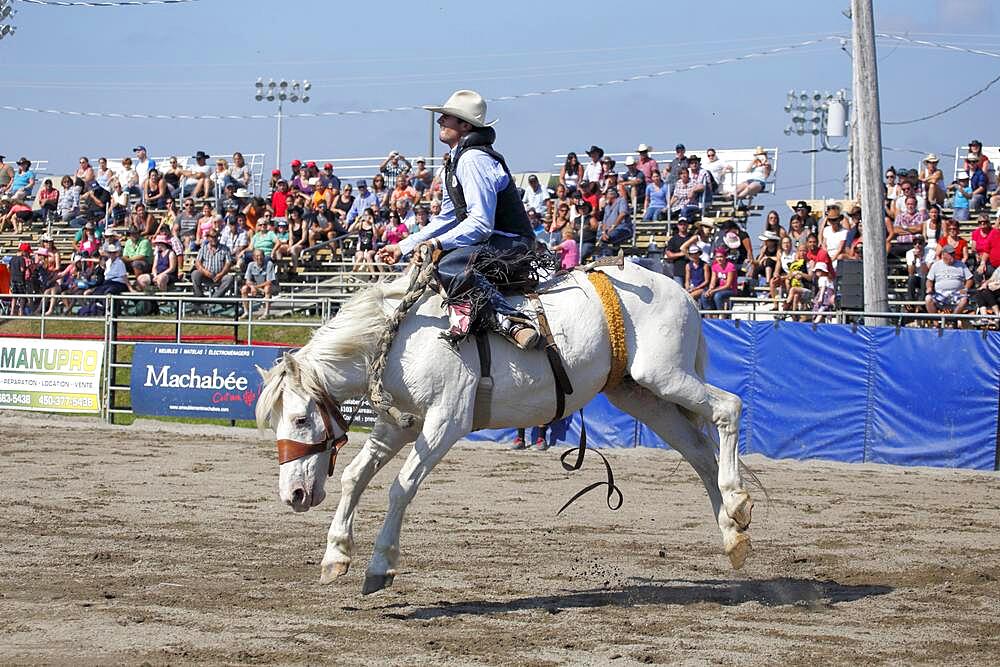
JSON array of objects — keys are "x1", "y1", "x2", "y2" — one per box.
[{"x1": 301, "y1": 155, "x2": 445, "y2": 184}]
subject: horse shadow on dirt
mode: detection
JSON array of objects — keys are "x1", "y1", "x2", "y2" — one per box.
[{"x1": 397, "y1": 578, "x2": 892, "y2": 620}]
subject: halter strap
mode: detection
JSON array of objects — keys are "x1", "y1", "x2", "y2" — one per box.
[{"x1": 275, "y1": 386, "x2": 351, "y2": 476}]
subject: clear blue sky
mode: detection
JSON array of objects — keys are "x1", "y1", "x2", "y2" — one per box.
[{"x1": 1, "y1": 0, "x2": 997, "y2": 208}]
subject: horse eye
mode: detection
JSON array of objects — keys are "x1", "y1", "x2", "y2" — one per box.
[{"x1": 294, "y1": 416, "x2": 309, "y2": 427}]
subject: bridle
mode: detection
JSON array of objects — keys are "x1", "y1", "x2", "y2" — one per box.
[{"x1": 275, "y1": 386, "x2": 353, "y2": 477}]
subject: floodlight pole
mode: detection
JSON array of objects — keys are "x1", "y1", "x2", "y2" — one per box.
[
  {"x1": 276, "y1": 99, "x2": 283, "y2": 171},
  {"x1": 254, "y1": 78, "x2": 311, "y2": 173},
  {"x1": 851, "y1": 0, "x2": 889, "y2": 323}
]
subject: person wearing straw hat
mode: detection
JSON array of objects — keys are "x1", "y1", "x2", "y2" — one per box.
[
  {"x1": 918, "y1": 153, "x2": 944, "y2": 205},
  {"x1": 377, "y1": 89, "x2": 540, "y2": 349},
  {"x1": 734, "y1": 146, "x2": 771, "y2": 204},
  {"x1": 947, "y1": 171, "x2": 974, "y2": 221}
]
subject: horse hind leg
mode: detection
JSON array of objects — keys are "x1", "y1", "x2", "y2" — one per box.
[{"x1": 604, "y1": 383, "x2": 751, "y2": 569}]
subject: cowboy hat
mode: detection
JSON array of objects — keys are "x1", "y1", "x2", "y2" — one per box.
[
  {"x1": 152, "y1": 234, "x2": 170, "y2": 245},
  {"x1": 758, "y1": 231, "x2": 780, "y2": 242},
  {"x1": 753, "y1": 146, "x2": 767, "y2": 156},
  {"x1": 813, "y1": 261, "x2": 829, "y2": 273},
  {"x1": 624, "y1": 155, "x2": 636, "y2": 166},
  {"x1": 794, "y1": 200, "x2": 812, "y2": 211},
  {"x1": 192, "y1": 150, "x2": 210, "y2": 160},
  {"x1": 234, "y1": 187, "x2": 251, "y2": 198},
  {"x1": 423, "y1": 89, "x2": 496, "y2": 128},
  {"x1": 924, "y1": 153, "x2": 939, "y2": 162},
  {"x1": 723, "y1": 232, "x2": 741, "y2": 249},
  {"x1": 586, "y1": 145, "x2": 604, "y2": 158},
  {"x1": 636, "y1": 143, "x2": 652, "y2": 153}
]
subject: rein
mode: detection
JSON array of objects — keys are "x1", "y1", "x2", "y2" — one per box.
[{"x1": 276, "y1": 386, "x2": 362, "y2": 477}]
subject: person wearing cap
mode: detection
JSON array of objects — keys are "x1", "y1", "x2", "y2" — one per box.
[
  {"x1": 289, "y1": 159, "x2": 302, "y2": 180},
  {"x1": 582, "y1": 145, "x2": 604, "y2": 184},
  {"x1": 346, "y1": 179, "x2": 380, "y2": 225},
  {"x1": 599, "y1": 185, "x2": 632, "y2": 250},
  {"x1": 925, "y1": 243, "x2": 973, "y2": 317},
  {"x1": 133, "y1": 146, "x2": 156, "y2": 187},
  {"x1": 521, "y1": 174, "x2": 549, "y2": 215},
  {"x1": 221, "y1": 213, "x2": 250, "y2": 258},
  {"x1": 182, "y1": 151, "x2": 213, "y2": 199},
  {"x1": 947, "y1": 171, "x2": 973, "y2": 221},
  {"x1": 904, "y1": 235, "x2": 935, "y2": 302},
  {"x1": 378, "y1": 151, "x2": 412, "y2": 190},
  {"x1": 700, "y1": 246, "x2": 737, "y2": 315},
  {"x1": 664, "y1": 144, "x2": 688, "y2": 186},
  {"x1": 789, "y1": 200, "x2": 815, "y2": 235},
  {"x1": 635, "y1": 144, "x2": 658, "y2": 181},
  {"x1": 664, "y1": 217, "x2": 693, "y2": 285},
  {"x1": 918, "y1": 154, "x2": 944, "y2": 206},
  {"x1": 7, "y1": 157, "x2": 36, "y2": 202},
  {"x1": 734, "y1": 147, "x2": 771, "y2": 204},
  {"x1": 85, "y1": 241, "x2": 129, "y2": 300},
  {"x1": 240, "y1": 249, "x2": 278, "y2": 319},
  {"x1": 216, "y1": 182, "x2": 242, "y2": 216},
  {"x1": 809, "y1": 261, "x2": 836, "y2": 321},
  {"x1": 376, "y1": 89, "x2": 540, "y2": 349},
  {"x1": 684, "y1": 244, "x2": 709, "y2": 300},
  {"x1": 966, "y1": 154, "x2": 989, "y2": 213},
  {"x1": 409, "y1": 158, "x2": 432, "y2": 198},
  {"x1": 291, "y1": 166, "x2": 316, "y2": 198},
  {"x1": 620, "y1": 155, "x2": 646, "y2": 208},
  {"x1": 270, "y1": 179, "x2": 290, "y2": 219},
  {"x1": 819, "y1": 204, "x2": 848, "y2": 269},
  {"x1": 8, "y1": 242, "x2": 34, "y2": 316}
]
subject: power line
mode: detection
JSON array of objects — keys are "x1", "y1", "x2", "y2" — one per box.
[
  {"x1": 883, "y1": 71, "x2": 1000, "y2": 125},
  {"x1": 0, "y1": 36, "x2": 838, "y2": 121},
  {"x1": 14, "y1": 0, "x2": 196, "y2": 6}
]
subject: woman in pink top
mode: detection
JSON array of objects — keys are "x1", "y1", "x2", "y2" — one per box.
[
  {"x1": 553, "y1": 226, "x2": 579, "y2": 269},
  {"x1": 383, "y1": 210, "x2": 409, "y2": 245},
  {"x1": 700, "y1": 246, "x2": 737, "y2": 315}
]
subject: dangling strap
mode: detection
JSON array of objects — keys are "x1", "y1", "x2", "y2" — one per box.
[
  {"x1": 471, "y1": 333, "x2": 493, "y2": 430},
  {"x1": 556, "y1": 409, "x2": 624, "y2": 515},
  {"x1": 527, "y1": 293, "x2": 574, "y2": 423}
]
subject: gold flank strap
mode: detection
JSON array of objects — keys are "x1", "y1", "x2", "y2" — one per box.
[{"x1": 587, "y1": 271, "x2": 627, "y2": 391}]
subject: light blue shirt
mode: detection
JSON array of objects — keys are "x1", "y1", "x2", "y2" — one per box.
[
  {"x1": 398, "y1": 147, "x2": 515, "y2": 256},
  {"x1": 346, "y1": 189, "x2": 380, "y2": 224}
]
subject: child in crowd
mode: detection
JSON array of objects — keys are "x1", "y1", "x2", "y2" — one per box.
[
  {"x1": 552, "y1": 225, "x2": 579, "y2": 270},
  {"x1": 810, "y1": 261, "x2": 836, "y2": 322},
  {"x1": 782, "y1": 244, "x2": 811, "y2": 315},
  {"x1": 685, "y1": 245, "x2": 708, "y2": 300}
]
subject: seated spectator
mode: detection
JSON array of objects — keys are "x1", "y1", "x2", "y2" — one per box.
[
  {"x1": 918, "y1": 154, "x2": 945, "y2": 206},
  {"x1": 108, "y1": 181, "x2": 129, "y2": 225},
  {"x1": 923, "y1": 205, "x2": 943, "y2": 252},
  {"x1": 978, "y1": 214, "x2": 1000, "y2": 277},
  {"x1": 396, "y1": 198, "x2": 416, "y2": 231},
  {"x1": 85, "y1": 241, "x2": 129, "y2": 299},
  {"x1": 123, "y1": 226, "x2": 153, "y2": 274},
  {"x1": 35, "y1": 179, "x2": 60, "y2": 221},
  {"x1": 938, "y1": 219, "x2": 970, "y2": 264},
  {"x1": 270, "y1": 179, "x2": 290, "y2": 219},
  {"x1": 126, "y1": 202, "x2": 155, "y2": 237},
  {"x1": 144, "y1": 234, "x2": 178, "y2": 292},
  {"x1": 886, "y1": 195, "x2": 927, "y2": 254},
  {"x1": 635, "y1": 144, "x2": 659, "y2": 181},
  {"x1": 190, "y1": 230, "x2": 234, "y2": 301},
  {"x1": 176, "y1": 198, "x2": 200, "y2": 244},
  {"x1": 117, "y1": 157, "x2": 141, "y2": 197},
  {"x1": 389, "y1": 175, "x2": 419, "y2": 209},
  {"x1": 230, "y1": 152, "x2": 251, "y2": 191},
  {"x1": 947, "y1": 172, "x2": 973, "y2": 221},
  {"x1": 788, "y1": 200, "x2": 815, "y2": 235},
  {"x1": 76, "y1": 222, "x2": 101, "y2": 255},
  {"x1": 579, "y1": 213, "x2": 600, "y2": 262},
  {"x1": 272, "y1": 218, "x2": 304, "y2": 268},
  {"x1": 782, "y1": 243, "x2": 813, "y2": 314},
  {"x1": 8, "y1": 158, "x2": 36, "y2": 202},
  {"x1": 700, "y1": 246, "x2": 737, "y2": 315},
  {"x1": 144, "y1": 169, "x2": 168, "y2": 210},
  {"x1": 668, "y1": 168, "x2": 700, "y2": 220},
  {"x1": 75, "y1": 157, "x2": 95, "y2": 188},
  {"x1": 665, "y1": 144, "x2": 688, "y2": 185},
  {"x1": 559, "y1": 152, "x2": 583, "y2": 193},
  {"x1": 331, "y1": 183, "x2": 355, "y2": 222},
  {"x1": 685, "y1": 245, "x2": 709, "y2": 300},
  {"x1": 220, "y1": 215, "x2": 250, "y2": 263},
  {"x1": 905, "y1": 235, "x2": 935, "y2": 301},
  {"x1": 810, "y1": 261, "x2": 836, "y2": 322},
  {"x1": 55, "y1": 175, "x2": 81, "y2": 222},
  {"x1": 216, "y1": 183, "x2": 242, "y2": 216},
  {"x1": 210, "y1": 158, "x2": 233, "y2": 198},
  {"x1": 598, "y1": 187, "x2": 631, "y2": 249},
  {"x1": 411, "y1": 205, "x2": 430, "y2": 234},
  {"x1": 974, "y1": 265, "x2": 1000, "y2": 321},
  {"x1": 346, "y1": 180, "x2": 379, "y2": 225},
  {"x1": 704, "y1": 148, "x2": 733, "y2": 194},
  {"x1": 804, "y1": 232, "x2": 833, "y2": 280},
  {"x1": 687, "y1": 155, "x2": 713, "y2": 212},
  {"x1": 241, "y1": 249, "x2": 277, "y2": 319},
  {"x1": 664, "y1": 218, "x2": 693, "y2": 285},
  {"x1": 771, "y1": 236, "x2": 795, "y2": 298},
  {"x1": 45, "y1": 253, "x2": 85, "y2": 316},
  {"x1": 967, "y1": 154, "x2": 988, "y2": 212},
  {"x1": 971, "y1": 213, "x2": 993, "y2": 274},
  {"x1": 753, "y1": 231, "x2": 781, "y2": 286},
  {"x1": 521, "y1": 174, "x2": 549, "y2": 215},
  {"x1": 582, "y1": 146, "x2": 604, "y2": 184},
  {"x1": 3, "y1": 198, "x2": 32, "y2": 234},
  {"x1": 349, "y1": 211, "x2": 379, "y2": 274},
  {"x1": 734, "y1": 147, "x2": 771, "y2": 203},
  {"x1": 643, "y1": 170, "x2": 668, "y2": 221},
  {"x1": 598, "y1": 156, "x2": 617, "y2": 191},
  {"x1": 93, "y1": 157, "x2": 112, "y2": 191},
  {"x1": 620, "y1": 156, "x2": 646, "y2": 210},
  {"x1": 0, "y1": 155, "x2": 12, "y2": 194},
  {"x1": 182, "y1": 151, "x2": 213, "y2": 199},
  {"x1": 546, "y1": 202, "x2": 572, "y2": 248},
  {"x1": 383, "y1": 210, "x2": 409, "y2": 247},
  {"x1": 163, "y1": 156, "x2": 183, "y2": 196},
  {"x1": 249, "y1": 217, "x2": 280, "y2": 265},
  {"x1": 194, "y1": 202, "x2": 217, "y2": 249},
  {"x1": 925, "y1": 244, "x2": 973, "y2": 316}
]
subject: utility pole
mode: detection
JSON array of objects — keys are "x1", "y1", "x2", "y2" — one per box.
[{"x1": 851, "y1": 0, "x2": 888, "y2": 324}]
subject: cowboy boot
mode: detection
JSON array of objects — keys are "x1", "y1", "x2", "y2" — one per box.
[{"x1": 498, "y1": 316, "x2": 540, "y2": 350}]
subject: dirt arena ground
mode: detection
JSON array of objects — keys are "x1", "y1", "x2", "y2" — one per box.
[{"x1": 1, "y1": 413, "x2": 998, "y2": 665}]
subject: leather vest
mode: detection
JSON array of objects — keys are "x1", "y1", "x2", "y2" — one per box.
[{"x1": 444, "y1": 128, "x2": 534, "y2": 241}]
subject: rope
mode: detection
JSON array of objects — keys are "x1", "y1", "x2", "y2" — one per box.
[
  {"x1": 366, "y1": 244, "x2": 437, "y2": 428},
  {"x1": 14, "y1": 0, "x2": 197, "y2": 6}
]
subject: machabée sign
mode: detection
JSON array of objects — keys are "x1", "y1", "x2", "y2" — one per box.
[
  {"x1": 0, "y1": 338, "x2": 104, "y2": 413},
  {"x1": 130, "y1": 343, "x2": 286, "y2": 420}
]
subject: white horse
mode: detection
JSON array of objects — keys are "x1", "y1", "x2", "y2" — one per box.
[{"x1": 257, "y1": 262, "x2": 753, "y2": 595}]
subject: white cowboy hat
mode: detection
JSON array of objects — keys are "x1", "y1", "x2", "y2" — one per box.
[
  {"x1": 423, "y1": 89, "x2": 496, "y2": 128},
  {"x1": 753, "y1": 146, "x2": 767, "y2": 156},
  {"x1": 234, "y1": 187, "x2": 251, "y2": 198},
  {"x1": 624, "y1": 155, "x2": 636, "y2": 166},
  {"x1": 723, "y1": 232, "x2": 741, "y2": 249},
  {"x1": 813, "y1": 261, "x2": 829, "y2": 273},
  {"x1": 637, "y1": 143, "x2": 652, "y2": 153},
  {"x1": 758, "y1": 231, "x2": 780, "y2": 242},
  {"x1": 924, "y1": 153, "x2": 939, "y2": 162}
]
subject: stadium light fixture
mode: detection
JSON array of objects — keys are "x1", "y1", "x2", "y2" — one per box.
[
  {"x1": 0, "y1": 0, "x2": 15, "y2": 40},
  {"x1": 254, "y1": 76, "x2": 311, "y2": 170}
]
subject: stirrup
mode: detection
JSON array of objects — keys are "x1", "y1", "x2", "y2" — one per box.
[{"x1": 499, "y1": 317, "x2": 539, "y2": 350}]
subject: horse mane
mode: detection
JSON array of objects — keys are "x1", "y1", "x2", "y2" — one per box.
[{"x1": 255, "y1": 273, "x2": 413, "y2": 428}]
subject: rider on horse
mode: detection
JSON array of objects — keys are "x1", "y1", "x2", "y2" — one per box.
[{"x1": 376, "y1": 90, "x2": 541, "y2": 350}]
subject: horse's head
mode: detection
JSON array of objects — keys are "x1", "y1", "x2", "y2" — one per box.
[{"x1": 257, "y1": 352, "x2": 349, "y2": 513}]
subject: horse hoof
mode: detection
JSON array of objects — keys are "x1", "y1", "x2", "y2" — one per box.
[
  {"x1": 319, "y1": 560, "x2": 350, "y2": 584},
  {"x1": 727, "y1": 491, "x2": 754, "y2": 531},
  {"x1": 726, "y1": 533, "x2": 752, "y2": 570},
  {"x1": 361, "y1": 573, "x2": 395, "y2": 595}
]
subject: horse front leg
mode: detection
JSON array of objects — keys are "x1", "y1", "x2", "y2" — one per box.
[
  {"x1": 320, "y1": 418, "x2": 417, "y2": 584},
  {"x1": 362, "y1": 407, "x2": 470, "y2": 595}
]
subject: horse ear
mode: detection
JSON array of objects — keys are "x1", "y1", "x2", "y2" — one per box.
[
  {"x1": 255, "y1": 364, "x2": 267, "y2": 379},
  {"x1": 283, "y1": 352, "x2": 298, "y2": 378}
]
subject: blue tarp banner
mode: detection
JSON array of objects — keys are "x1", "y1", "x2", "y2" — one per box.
[
  {"x1": 130, "y1": 343, "x2": 287, "y2": 420},
  {"x1": 468, "y1": 321, "x2": 1000, "y2": 471}
]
